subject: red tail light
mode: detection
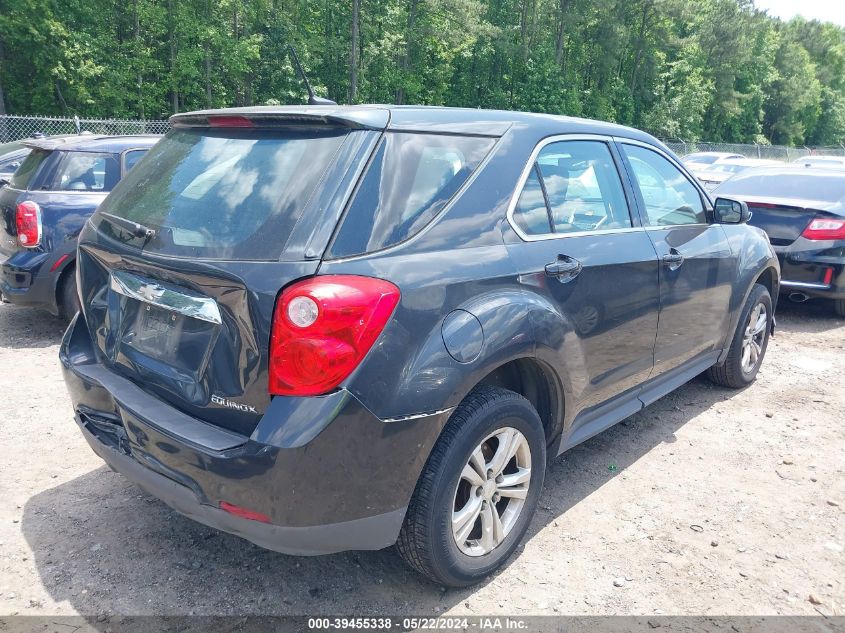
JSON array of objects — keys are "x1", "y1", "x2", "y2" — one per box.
[
  {"x1": 15, "y1": 201, "x2": 42, "y2": 247},
  {"x1": 802, "y1": 216, "x2": 845, "y2": 240},
  {"x1": 207, "y1": 115, "x2": 254, "y2": 128},
  {"x1": 269, "y1": 276, "x2": 401, "y2": 396}
]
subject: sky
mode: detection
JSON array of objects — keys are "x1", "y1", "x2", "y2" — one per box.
[{"x1": 754, "y1": 0, "x2": 845, "y2": 26}]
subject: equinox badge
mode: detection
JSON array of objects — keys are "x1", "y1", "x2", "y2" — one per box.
[{"x1": 211, "y1": 394, "x2": 257, "y2": 413}]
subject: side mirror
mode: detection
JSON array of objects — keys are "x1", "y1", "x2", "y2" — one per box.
[{"x1": 713, "y1": 197, "x2": 751, "y2": 224}]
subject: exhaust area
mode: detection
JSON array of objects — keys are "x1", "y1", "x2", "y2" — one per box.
[{"x1": 788, "y1": 292, "x2": 810, "y2": 303}]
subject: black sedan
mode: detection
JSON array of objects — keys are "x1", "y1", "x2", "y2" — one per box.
[{"x1": 715, "y1": 166, "x2": 845, "y2": 316}]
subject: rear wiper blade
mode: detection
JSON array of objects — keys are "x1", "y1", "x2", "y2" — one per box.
[{"x1": 98, "y1": 212, "x2": 156, "y2": 241}]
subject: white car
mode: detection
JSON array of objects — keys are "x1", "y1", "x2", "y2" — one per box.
[
  {"x1": 695, "y1": 158, "x2": 782, "y2": 192},
  {"x1": 792, "y1": 155, "x2": 845, "y2": 169},
  {"x1": 681, "y1": 151, "x2": 745, "y2": 175}
]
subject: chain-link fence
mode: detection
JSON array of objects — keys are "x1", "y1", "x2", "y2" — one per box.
[
  {"x1": 661, "y1": 139, "x2": 845, "y2": 161},
  {"x1": 0, "y1": 114, "x2": 170, "y2": 143},
  {"x1": 2, "y1": 114, "x2": 844, "y2": 161}
]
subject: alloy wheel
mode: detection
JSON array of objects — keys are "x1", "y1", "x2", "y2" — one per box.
[
  {"x1": 451, "y1": 427, "x2": 532, "y2": 557},
  {"x1": 741, "y1": 302, "x2": 768, "y2": 374}
]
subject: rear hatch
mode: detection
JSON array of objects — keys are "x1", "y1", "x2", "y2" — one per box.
[{"x1": 77, "y1": 109, "x2": 387, "y2": 436}]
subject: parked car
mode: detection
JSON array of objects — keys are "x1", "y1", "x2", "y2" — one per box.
[
  {"x1": 792, "y1": 155, "x2": 845, "y2": 169},
  {"x1": 0, "y1": 140, "x2": 32, "y2": 184},
  {"x1": 715, "y1": 165, "x2": 845, "y2": 316},
  {"x1": 681, "y1": 151, "x2": 745, "y2": 175},
  {"x1": 0, "y1": 134, "x2": 159, "y2": 318},
  {"x1": 695, "y1": 158, "x2": 782, "y2": 191},
  {"x1": 60, "y1": 106, "x2": 778, "y2": 587}
]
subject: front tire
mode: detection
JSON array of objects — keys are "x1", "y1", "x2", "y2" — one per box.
[
  {"x1": 707, "y1": 283, "x2": 772, "y2": 389},
  {"x1": 397, "y1": 386, "x2": 546, "y2": 587}
]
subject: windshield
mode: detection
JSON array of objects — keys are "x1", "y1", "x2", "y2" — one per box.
[
  {"x1": 0, "y1": 140, "x2": 26, "y2": 158},
  {"x1": 685, "y1": 154, "x2": 719, "y2": 165},
  {"x1": 717, "y1": 170, "x2": 845, "y2": 205},
  {"x1": 95, "y1": 128, "x2": 348, "y2": 260}
]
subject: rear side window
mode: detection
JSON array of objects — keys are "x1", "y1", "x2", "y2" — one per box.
[
  {"x1": 123, "y1": 149, "x2": 148, "y2": 173},
  {"x1": 52, "y1": 152, "x2": 120, "y2": 192},
  {"x1": 511, "y1": 140, "x2": 632, "y2": 236},
  {"x1": 94, "y1": 128, "x2": 348, "y2": 260},
  {"x1": 329, "y1": 132, "x2": 495, "y2": 257},
  {"x1": 9, "y1": 149, "x2": 50, "y2": 190}
]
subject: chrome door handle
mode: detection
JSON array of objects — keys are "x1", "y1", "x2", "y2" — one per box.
[
  {"x1": 662, "y1": 249, "x2": 684, "y2": 270},
  {"x1": 545, "y1": 255, "x2": 582, "y2": 282}
]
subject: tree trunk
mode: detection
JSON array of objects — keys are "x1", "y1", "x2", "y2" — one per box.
[
  {"x1": 396, "y1": 0, "x2": 418, "y2": 105},
  {"x1": 133, "y1": 0, "x2": 144, "y2": 118},
  {"x1": 204, "y1": 0, "x2": 212, "y2": 107},
  {"x1": 349, "y1": 0, "x2": 359, "y2": 104},
  {"x1": 554, "y1": 0, "x2": 572, "y2": 66},
  {"x1": 629, "y1": 1, "x2": 652, "y2": 95},
  {"x1": 168, "y1": 0, "x2": 179, "y2": 113}
]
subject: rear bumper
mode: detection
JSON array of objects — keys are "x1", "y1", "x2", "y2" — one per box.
[
  {"x1": 60, "y1": 314, "x2": 449, "y2": 555},
  {"x1": 0, "y1": 248, "x2": 71, "y2": 314},
  {"x1": 77, "y1": 419, "x2": 407, "y2": 555},
  {"x1": 775, "y1": 241, "x2": 845, "y2": 299}
]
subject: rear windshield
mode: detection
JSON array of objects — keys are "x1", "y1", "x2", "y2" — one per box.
[
  {"x1": 716, "y1": 170, "x2": 845, "y2": 205},
  {"x1": 329, "y1": 132, "x2": 495, "y2": 257},
  {"x1": 9, "y1": 149, "x2": 50, "y2": 190},
  {"x1": 94, "y1": 128, "x2": 348, "y2": 260}
]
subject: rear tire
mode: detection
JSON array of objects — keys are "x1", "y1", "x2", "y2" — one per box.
[
  {"x1": 834, "y1": 299, "x2": 845, "y2": 318},
  {"x1": 58, "y1": 266, "x2": 80, "y2": 321},
  {"x1": 397, "y1": 386, "x2": 546, "y2": 587},
  {"x1": 707, "y1": 283, "x2": 772, "y2": 389}
]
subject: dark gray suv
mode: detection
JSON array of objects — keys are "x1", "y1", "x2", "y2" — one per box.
[{"x1": 60, "y1": 106, "x2": 779, "y2": 586}]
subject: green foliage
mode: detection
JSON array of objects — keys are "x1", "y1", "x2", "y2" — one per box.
[{"x1": 0, "y1": 0, "x2": 844, "y2": 146}]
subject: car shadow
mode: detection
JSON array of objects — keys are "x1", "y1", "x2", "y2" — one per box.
[
  {"x1": 22, "y1": 375, "x2": 737, "y2": 619},
  {"x1": 0, "y1": 303, "x2": 67, "y2": 349},
  {"x1": 775, "y1": 298, "x2": 843, "y2": 333}
]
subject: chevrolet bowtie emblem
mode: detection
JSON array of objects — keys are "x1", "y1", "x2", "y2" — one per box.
[{"x1": 137, "y1": 283, "x2": 165, "y2": 302}]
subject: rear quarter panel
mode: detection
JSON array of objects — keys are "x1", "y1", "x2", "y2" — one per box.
[{"x1": 717, "y1": 224, "x2": 780, "y2": 360}]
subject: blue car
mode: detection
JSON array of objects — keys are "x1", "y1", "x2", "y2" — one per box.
[{"x1": 0, "y1": 134, "x2": 160, "y2": 318}]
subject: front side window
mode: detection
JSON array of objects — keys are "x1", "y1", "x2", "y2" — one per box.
[
  {"x1": 511, "y1": 140, "x2": 632, "y2": 236},
  {"x1": 329, "y1": 132, "x2": 495, "y2": 257},
  {"x1": 53, "y1": 152, "x2": 120, "y2": 192},
  {"x1": 622, "y1": 144, "x2": 706, "y2": 227}
]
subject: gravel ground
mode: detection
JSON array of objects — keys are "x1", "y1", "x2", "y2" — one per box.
[{"x1": 0, "y1": 299, "x2": 843, "y2": 619}]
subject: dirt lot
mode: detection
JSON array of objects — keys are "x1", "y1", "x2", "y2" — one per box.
[{"x1": 0, "y1": 299, "x2": 843, "y2": 619}]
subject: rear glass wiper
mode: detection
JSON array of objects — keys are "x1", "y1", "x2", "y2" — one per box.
[{"x1": 98, "y1": 212, "x2": 157, "y2": 242}]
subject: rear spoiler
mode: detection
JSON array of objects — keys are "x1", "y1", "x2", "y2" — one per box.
[{"x1": 170, "y1": 107, "x2": 390, "y2": 131}]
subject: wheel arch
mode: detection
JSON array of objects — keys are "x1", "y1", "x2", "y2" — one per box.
[{"x1": 473, "y1": 356, "x2": 565, "y2": 450}]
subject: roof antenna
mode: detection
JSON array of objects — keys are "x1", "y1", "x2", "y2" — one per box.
[{"x1": 288, "y1": 46, "x2": 337, "y2": 106}]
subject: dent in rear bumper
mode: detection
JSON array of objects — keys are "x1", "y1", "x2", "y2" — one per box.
[
  {"x1": 60, "y1": 314, "x2": 450, "y2": 552},
  {"x1": 77, "y1": 418, "x2": 407, "y2": 555}
]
